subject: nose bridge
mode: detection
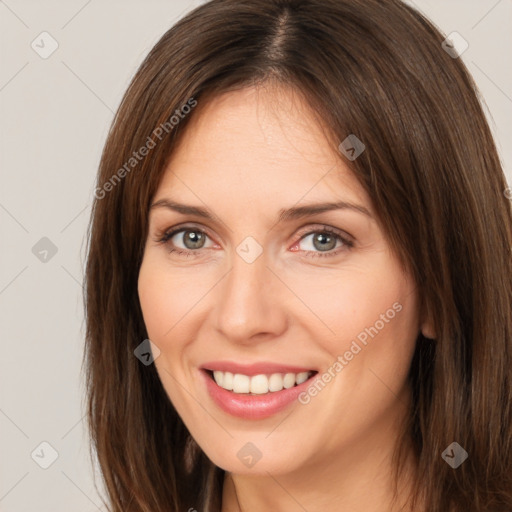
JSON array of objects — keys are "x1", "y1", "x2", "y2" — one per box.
[{"x1": 214, "y1": 247, "x2": 285, "y2": 341}]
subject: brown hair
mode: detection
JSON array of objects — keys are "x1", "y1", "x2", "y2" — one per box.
[{"x1": 83, "y1": 0, "x2": 512, "y2": 510}]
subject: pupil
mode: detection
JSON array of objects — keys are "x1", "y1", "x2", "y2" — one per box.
[
  {"x1": 184, "y1": 231, "x2": 204, "y2": 249},
  {"x1": 313, "y1": 233, "x2": 335, "y2": 251}
]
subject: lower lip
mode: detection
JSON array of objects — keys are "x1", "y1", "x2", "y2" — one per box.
[{"x1": 200, "y1": 369, "x2": 316, "y2": 420}]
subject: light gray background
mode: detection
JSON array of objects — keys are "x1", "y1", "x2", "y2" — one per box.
[{"x1": 1, "y1": 1, "x2": 510, "y2": 510}]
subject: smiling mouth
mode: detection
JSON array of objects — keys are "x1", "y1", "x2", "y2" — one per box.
[{"x1": 204, "y1": 369, "x2": 318, "y2": 395}]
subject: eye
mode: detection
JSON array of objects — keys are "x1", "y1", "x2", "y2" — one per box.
[
  {"x1": 292, "y1": 227, "x2": 354, "y2": 258},
  {"x1": 156, "y1": 226, "x2": 215, "y2": 256},
  {"x1": 154, "y1": 224, "x2": 354, "y2": 259}
]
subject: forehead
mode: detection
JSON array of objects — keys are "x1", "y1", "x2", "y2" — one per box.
[{"x1": 155, "y1": 85, "x2": 370, "y2": 211}]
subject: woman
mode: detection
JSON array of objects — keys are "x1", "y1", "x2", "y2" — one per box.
[{"x1": 84, "y1": 0, "x2": 512, "y2": 511}]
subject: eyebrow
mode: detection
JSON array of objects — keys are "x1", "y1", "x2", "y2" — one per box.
[{"x1": 150, "y1": 199, "x2": 372, "y2": 221}]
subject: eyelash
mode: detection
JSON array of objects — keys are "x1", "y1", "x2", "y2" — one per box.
[{"x1": 155, "y1": 225, "x2": 354, "y2": 259}]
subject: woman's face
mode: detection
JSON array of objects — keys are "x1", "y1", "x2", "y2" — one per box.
[{"x1": 138, "y1": 85, "x2": 427, "y2": 476}]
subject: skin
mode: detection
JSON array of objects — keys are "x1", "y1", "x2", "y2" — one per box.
[{"x1": 137, "y1": 84, "x2": 433, "y2": 512}]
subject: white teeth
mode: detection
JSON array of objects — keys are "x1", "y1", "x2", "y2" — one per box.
[
  {"x1": 296, "y1": 371, "x2": 309, "y2": 385},
  {"x1": 232, "y1": 373, "x2": 250, "y2": 393},
  {"x1": 213, "y1": 370, "x2": 224, "y2": 387},
  {"x1": 249, "y1": 374, "x2": 268, "y2": 394},
  {"x1": 223, "y1": 371, "x2": 234, "y2": 390},
  {"x1": 211, "y1": 370, "x2": 314, "y2": 394},
  {"x1": 268, "y1": 373, "x2": 284, "y2": 392},
  {"x1": 283, "y1": 373, "x2": 296, "y2": 389}
]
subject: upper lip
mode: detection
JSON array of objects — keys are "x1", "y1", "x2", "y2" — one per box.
[{"x1": 201, "y1": 361, "x2": 316, "y2": 376}]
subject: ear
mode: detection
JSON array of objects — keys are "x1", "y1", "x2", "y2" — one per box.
[{"x1": 419, "y1": 303, "x2": 436, "y2": 340}]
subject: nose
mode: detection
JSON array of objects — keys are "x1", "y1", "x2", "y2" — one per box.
[{"x1": 213, "y1": 250, "x2": 288, "y2": 345}]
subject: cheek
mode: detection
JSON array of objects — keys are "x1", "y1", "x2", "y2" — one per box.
[
  {"x1": 291, "y1": 273, "x2": 419, "y2": 449},
  {"x1": 137, "y1": 256, "x2": 210, "y2": 340},
  {"x1": 137, "y1": 258, "x2": 201, "y2": 408},
  {"x1": 137, "y1": 269, "x2": 172, "y2": 340},
  {"x1": 286, "y1": 263, "x2": 414, "y2": 351}
]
